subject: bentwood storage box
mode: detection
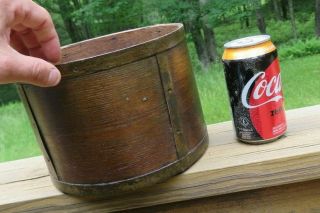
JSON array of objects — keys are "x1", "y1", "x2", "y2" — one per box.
[{"x1": 18, "y1": 23, "x2": 209, "y2": 197}]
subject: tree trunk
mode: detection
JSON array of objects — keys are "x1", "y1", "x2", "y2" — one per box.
[
  {"x1": 239, "y1": 6, "x2": 244, "y2": 29},
  {"x1": 71, "y1": 0, "x2": 81, "y2": 9},
  {"x1": 140, "y1": 0, "x2": 144, "y2": 24},
  {"x1": 272, "y1": 0, "x2": 283, "y2": 21},
  {"x1": 64, "y1": 19, "x2": 82, "y2": 42},
  {"x1": 245, "y1": 16, "x2": 250, "y2": 28},
  {"x1": 256, "y1": 8, "x2": 267, "y2": 34},
  {"x1": 74, "y1": 0, "x2": 91, "y2": 40},
  {"x1": 83, "y1": 20, "x2": 92, "y2": 39},
  {"x1": 316, "y1": 0, "x2": 320, "y2": 37},
  {"x1": 199, "y1": 0, "x2": 218, "y2": 63},
  {"x1": 189, "y1": 24, "x2": 210, "y2": 69},
  {"x1": 281, "y1": 0, "x2": 288, "y2": 20},
  {"x1": 187, "y1": 0, "x2": 210, "y2": 69},
  {"x1": 56, "y1": 0, "x2": 84, "y2": 42},
  {"x1": 243, "y1": 4, "x2": 250, "y2": 28},
  {"x1": 202, "y1": 23, "x2": 219, "y2": 62},
  {"x1": 288, "y1": 0, "x2": 298, "y2": 39}
]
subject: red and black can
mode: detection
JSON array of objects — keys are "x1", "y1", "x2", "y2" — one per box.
[{"x1": 222, "y1": 35, "x2": 287, "y2": 144}]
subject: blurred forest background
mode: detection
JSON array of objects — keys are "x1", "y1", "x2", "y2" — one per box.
[{"x1": 1, "y1": 0, "x2": 320, "y2": 162}]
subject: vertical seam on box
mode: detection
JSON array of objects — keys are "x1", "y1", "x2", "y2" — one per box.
[
  {"x1": 155, "y1": 50, "x2": 189, "y2": 159},
  {"x1": 17, "y1": 85, "x2": 60, "y2": 180}
]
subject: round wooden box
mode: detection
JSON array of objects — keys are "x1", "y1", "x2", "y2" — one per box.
[{"x1": 18, "y1": 23, "x2": 208, "y2": 197}]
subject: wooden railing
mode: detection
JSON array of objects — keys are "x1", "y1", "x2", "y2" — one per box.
[{"x1": 1, "y1": 105, "x2": 320, "y2": 212}]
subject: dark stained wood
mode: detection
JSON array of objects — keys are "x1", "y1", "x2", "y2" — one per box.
[
  {"x1": 157, "y1": 42, "x2": 207, "y2": 152},
  {"x1": 18, "y1": 23, "x2": 208, "y2": 197},
  {"x1": 57, "y1": 24, "x2": 186, "y2": 78},
  {"x1": 24, "y1": 57, "x2": 178, "y2": 184},
  {"x1": 17, "y1": 85, "x2": 59, "y2": 180},
  {"x1": 59, "y1": 25, "x2": 179, "y2": 63}
]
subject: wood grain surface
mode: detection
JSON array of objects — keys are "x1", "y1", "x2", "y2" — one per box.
[
  {"x1": 57, "y1": 24, "x2": 185, "y2": 78},
  {"x1": 24, "y1": 57, "x2": 178, "y2": 184},
  {"x1": 20, "y1": 23, "x2": 208, "y2": 196},
  {"x1": 157, "y1": 42, "x2": 207, "y2": 157},
  {"x1": 127, "y1": 179, "x2": 320, "y2": 213},
  {"x1": 0, "y1": 105, "x2": 320, "y2": 212}
]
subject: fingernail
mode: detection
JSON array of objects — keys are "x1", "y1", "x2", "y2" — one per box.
[{"x1": 48, "y1": 68, "x2": 61, "y2": 86}]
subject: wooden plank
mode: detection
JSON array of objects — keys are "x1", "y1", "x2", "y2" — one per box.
[
  {"x1": 0, "y1": 105, "x2": 320, "y2": 212},
  {"x1": 126, "y1": 179, "x2": 320, "y2": 213}
]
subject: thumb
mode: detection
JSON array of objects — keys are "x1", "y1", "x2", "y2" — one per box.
[{"x1": 0, "y1": 51, "x2": 61, "y2": 87}]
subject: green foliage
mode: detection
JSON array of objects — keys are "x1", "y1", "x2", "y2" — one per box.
[
  {"x1": 52, "y1": 13, "x2": 72, "y2": 45},
  {"x1": 154, "y1": 0, "x2": 193, "y2": 23},
  {"x1": 33, "y1": 0, "x2": 320, "y2": 63},
  {"x1": 279, "y1": 37, "x2": 320, "y2": 60},
  {"x1": 36, "y1": 0, "x2": 147, "y2": 44},
  {"x1": 71, "y1": 0, "x2": 146, "y2": 36},
  {"x1": 297, "y1": 15, "x2": 315, "y2": 38},
  {"x1": 203, "y1": 9, "x2": 317, "y2": 62},
  {"x1": 215, "y1": 23, "x2": 259, "y2": 51},
  {"x1": 0, "y1": 85, "x2": 20, "y2": 105},
  {"x1": 0, "y1": 102, "x2": 40, "y2": 163},
  {"x1": 267, "y1": 20, "x2": 294, "y2": 44},
  {"x1": 267, "y1": 16, "x2": 315, "y2": 45}
]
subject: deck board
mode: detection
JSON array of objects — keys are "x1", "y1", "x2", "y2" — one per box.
[{"x1": 1, "y1": 105, "x2": 320, "y2": 212}]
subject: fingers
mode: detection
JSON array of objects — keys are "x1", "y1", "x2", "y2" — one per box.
[
  {"x1": 0, "y1": 0, "x2": 62, "y2": 87},
  {"x1": 6, "y1": 0, "x2": 61, "y2": 63},
  {"x1": 0, "y1": 49, "x2": 61, "y2": 87},
  {"x1": 9, "y1": 30, "x2": 30, "y2": 56},
  {"x1": 20, "y1": 1, "x2": 61, "y2": 63},
  {"x1": 12, "y1": 28, "x2": 47, "y2": 59}
]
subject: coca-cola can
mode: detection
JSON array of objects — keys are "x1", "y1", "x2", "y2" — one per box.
[{"x1": 222, "y1": 35, "x2": 287, "y2": 144}]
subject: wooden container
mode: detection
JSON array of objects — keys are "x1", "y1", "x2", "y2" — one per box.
[{"x1": 18, "y1": 23, "x2": 208, "y2": 197}]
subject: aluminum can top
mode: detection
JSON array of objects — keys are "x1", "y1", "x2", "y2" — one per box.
[
  {"x1": 224, "y1": 35, "x2": 271, "y2": 48},
  {"x1": 222, "y1": 35, "x2": 276, "y2": 61}
]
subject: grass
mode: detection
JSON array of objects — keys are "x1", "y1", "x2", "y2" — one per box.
[
  {"x1": 0, "y1": 102, "x2": 40, "y2": 162},
  {"x1": 0, "y1": 54, "x2": 319, "y2": 162},
  {"x1": 280, "y1": 55, "x2": 320, "y2": 109},
  {"x1": 195, "y1": 63, "x2": 231, "y2": 124}
]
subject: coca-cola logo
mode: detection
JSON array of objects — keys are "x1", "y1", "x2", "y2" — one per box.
[{"x1": 241, "y1": 71, "x2": 283, "y2": 109}]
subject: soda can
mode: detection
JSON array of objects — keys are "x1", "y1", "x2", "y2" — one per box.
[{"x1": 222, "y1": 35, "x2": 287, "y2": 144}]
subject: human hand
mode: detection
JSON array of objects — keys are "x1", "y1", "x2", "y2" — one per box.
[{"x1": 0, "y1": 0, "x2": 61, "y2": 87}]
